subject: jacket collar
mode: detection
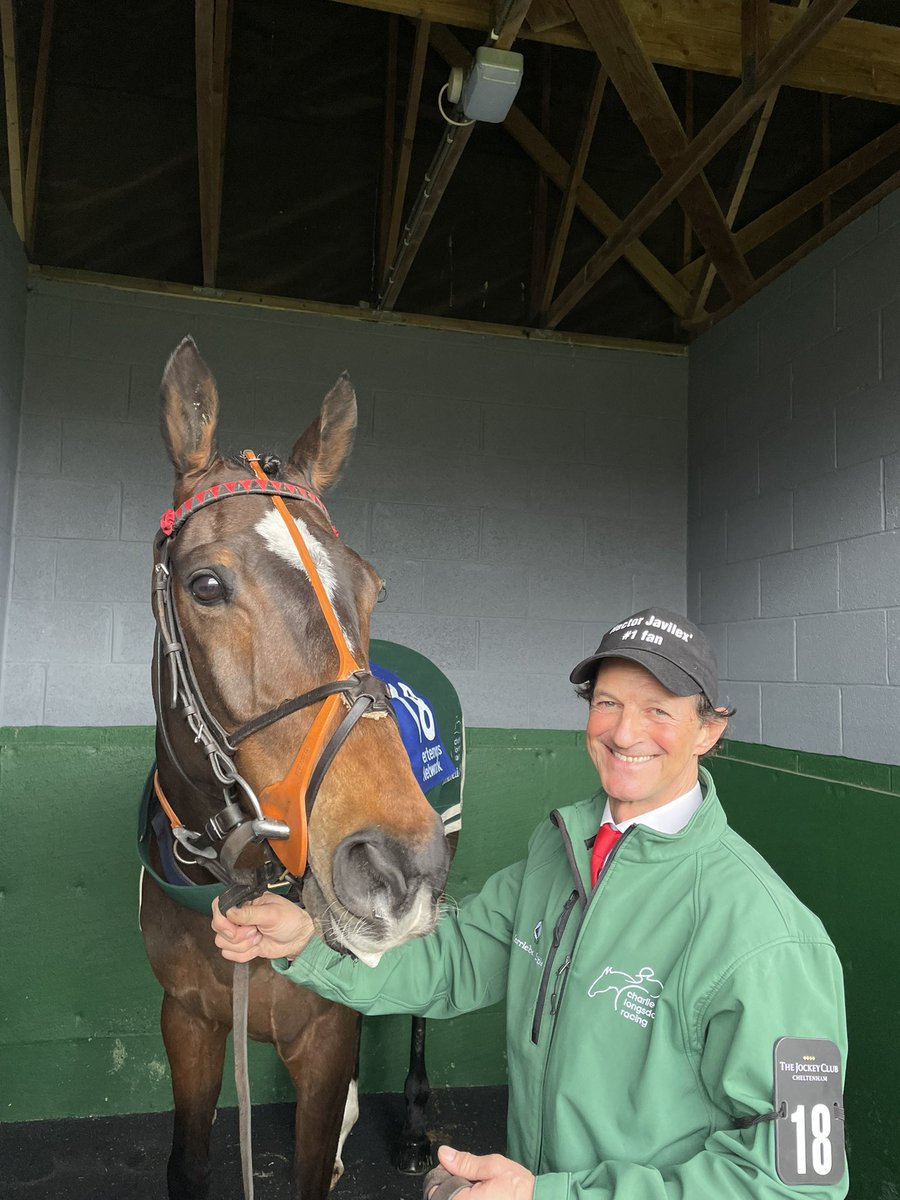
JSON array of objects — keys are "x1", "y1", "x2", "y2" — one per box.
[{"x1": 552, "y1": 765, "x2": 727, "y2": 884}]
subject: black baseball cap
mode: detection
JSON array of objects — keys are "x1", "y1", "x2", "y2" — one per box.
[{"x1": 570, "y1": 608, "x2": 718, "y2": 704}]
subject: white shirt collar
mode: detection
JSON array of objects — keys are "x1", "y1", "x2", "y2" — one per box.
[{"x1": 601, "y1": 782, "x2": 703, "y2": 836}]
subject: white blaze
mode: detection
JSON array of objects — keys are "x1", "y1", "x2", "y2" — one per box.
[{"x1": 254, "y1": 509, "x2": 355, "y2": 651}]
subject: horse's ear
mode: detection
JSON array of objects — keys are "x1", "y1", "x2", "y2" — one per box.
[
  {"x1": 159, "y1": 336, "x2": 219, "y2": 480},
  {"x1": 287, "y1": 373, "x2": 357, "y2": 494}
]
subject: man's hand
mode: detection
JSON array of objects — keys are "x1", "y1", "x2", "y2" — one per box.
[
  {"x1": 211, "y1": 893, "x2": 314, "y2": 962},
  {"x1": 434, "y1": 1146, "x2": 535, "y2": 1200}
]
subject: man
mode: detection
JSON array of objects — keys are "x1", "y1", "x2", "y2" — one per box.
[{"x1": 213, "y1": 607, "x2": 848, "y2": 1200}]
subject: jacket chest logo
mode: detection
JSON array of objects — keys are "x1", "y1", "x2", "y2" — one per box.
[{"x1": 588, "y1": 965, "x2": 663, "y2": 1029}]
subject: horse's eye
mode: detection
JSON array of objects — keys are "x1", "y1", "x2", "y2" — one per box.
[{"x1": 188, "y1": 572, "x2": 226, "y2": 605}]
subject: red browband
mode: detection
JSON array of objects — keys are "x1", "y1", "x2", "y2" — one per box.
[{"x1": 160, "y1": 478, "x2": 338, "y2": 538}]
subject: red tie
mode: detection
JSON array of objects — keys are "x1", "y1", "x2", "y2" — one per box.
[{"x1": 590, "y1": 823, "x2": 622, "y2": 887}]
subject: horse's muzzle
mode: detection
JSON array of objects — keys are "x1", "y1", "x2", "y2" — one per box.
[{"x1": 331, "y1": 815, "x2": 451, "y2": 930}]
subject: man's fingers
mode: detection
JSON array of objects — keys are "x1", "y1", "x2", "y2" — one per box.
[{"x1": 438, "y1": 1147, "x2": 490, "y2": 1180}]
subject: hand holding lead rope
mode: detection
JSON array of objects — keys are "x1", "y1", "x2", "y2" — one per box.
[{"x1": 424, "y1": 1165, "x2": 475, "y2": 1200}]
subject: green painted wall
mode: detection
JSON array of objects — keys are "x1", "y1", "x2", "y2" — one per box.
[
  {"x1": 1, "y1": 728, "x2": 896, "y2": 1199},
  {"x1": 0, "y1": 727, "x2": 596, "y2": 1122}
]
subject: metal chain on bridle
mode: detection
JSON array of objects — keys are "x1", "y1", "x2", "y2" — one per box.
[{"x1": 151, "y1": 452, "x2": 395, "y2": 1199}]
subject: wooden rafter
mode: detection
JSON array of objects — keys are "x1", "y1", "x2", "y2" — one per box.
[
  {"x1": 427, "y1": 21, "x2": 696, "y2": 320},
  {"x1": 528, "y1": 42, "x2": 552, "y2": 317},
  {"x1": 678, "y1": 118, "x2": 900, "y2": 295},
  {"x1": 687, "y1": 97, "x2": 776, "y2": 319},
  {"x1": 693, "y1": 165, "x2": 900, "y2": 334},
  {"x1": 334, "y1": 0, "x2": 900, "y2": 107},
  {"x1": 820, "y1": 93, "x2": 831, "y2": 228},
  {"x1": 0, "y1": 0, "x2": 25, "y2": 240},
  {"x1": 688, "y1": 0, "x2": 809, "y2": 318},
  {"x1": 195, "y1": 0, "x2": 232, "y2": 289},
  {"x1": 741, "y1": 0, "x2": 770, "y2": 84},
  {"x1": 681, "y1": 71, "x2": 693, "y2": 269},
  {"x1": 377, "y1": 2, "x2": 532, "y2": 311},
  {"x1": 527, "y1": 0, "x2": 573, "y2": 33},
  {"x1": 566, "y1": 0, "x2": 753, "y2": 302},
  {"x1": 536, "y1": 60, "x2": 606, "y2": 324},
  {"x1": 23, "y1": 0, "x2": 54, "y2": 257},
  {"x1": 382, "y1": 18, "x2": 430, "y2": 288},
  {"x1": 377, "y1": 16, "x2": 399, "y2": 285},
  {"x1": 546, "y1": 0, "x2": 860, "y2": 330}
]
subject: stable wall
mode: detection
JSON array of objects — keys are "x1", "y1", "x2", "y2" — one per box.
[
  {"x1": 2, "y1": 274, "x2": 687, "y2": 730},
  {"x1": 0, "y1": 203, "x2": 26, "y2": 689},
  {"x1": 688, "y1": 190, "x2": 900, "y2": 764}
]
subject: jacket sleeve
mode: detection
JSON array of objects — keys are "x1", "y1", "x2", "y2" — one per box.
[
  {"x1": 271, "y1": 857, "x2": 526, "y2": 1018},
  {"x1": 532, "y1": 937, "x2": 848, "y2": 1200}
]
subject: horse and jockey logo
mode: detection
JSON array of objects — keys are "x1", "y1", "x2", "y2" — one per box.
[{"x1": 588, "y1": 965, "x2": 663, "y2": 1029}]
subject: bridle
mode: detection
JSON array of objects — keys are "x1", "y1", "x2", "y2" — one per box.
[{"x1": 151, "y1": 450, "x2": 394, "y2": 911}]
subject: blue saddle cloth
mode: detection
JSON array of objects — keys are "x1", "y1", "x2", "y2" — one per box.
[{"x1": 369, "y1": 661, "x2": 459, "y2": 794}]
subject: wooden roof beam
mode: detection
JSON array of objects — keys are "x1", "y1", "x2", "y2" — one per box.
[
  {"x1": 382, "y1": 19, "x2": 430, "y2": 289},
  {"x1": 377, "y1": 16, "x2": 399, "y2": 286},
  {"x1": 526, "y1": 0, "x2": 574, "y2": 34},
  {"x1": 377, "y1": 2, "x2": 533, "y2": 311},
  {"x1": 688, "y1": 0, "x2": 809, "y2": 318},
  {"x1": 427, "y1": 21, "x2": 697, "y2": 320},
  {"x1": 567, "y1": 0, "x2": 753, "y2": 302},
  {"x1": 23, "y1": 0, "x2": 54, "y2": 258},
  {"x1": 334, "y1": 0, "x2": 900, "y2": 107},
  {"x1": 742, "y1": 0, "x2": 770, "y2": 85},
  {"x1": 695, "y1": 166, "x2": 900, "y2": 334},
  {"x1": 535, "y1": 61, "x2": 606, "y2": 324},
  {"x1": 678, "y1": 117, "x2": 900, "y2": 293},
  {"x1": 546, "y1": 0, "x2": 860, "y2": 330},
  {"x1": 528, "y1": 42, "x2": 552, "y2": 318},
  {"x1": 195, "y1": 0, "x2": 232, "y2": 289},
  {"x1": 0, "y1": 0, "x2": 25, "y2": 241}
]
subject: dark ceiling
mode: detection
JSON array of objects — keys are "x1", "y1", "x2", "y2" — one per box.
[{"x1": 2, "y1": 0, "x2": 899, "y2": 347}]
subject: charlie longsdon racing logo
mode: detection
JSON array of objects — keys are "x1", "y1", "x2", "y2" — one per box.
[{"x1": 588, "y1": 965, "x2": 663, "y2": 1029}]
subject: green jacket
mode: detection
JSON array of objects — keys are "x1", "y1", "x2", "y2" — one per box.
[{"x1": 276, "y1": 767, "x2": 848, "y2": 1199}]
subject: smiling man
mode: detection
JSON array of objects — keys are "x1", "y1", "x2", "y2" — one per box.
[{"x1": 214, "y1": 607, "x2": 848, "y2": 1200}]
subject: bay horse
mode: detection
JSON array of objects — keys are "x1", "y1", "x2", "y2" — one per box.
[{"x1": 140, "y1": 336, "x2": 451, "y2": 1199}]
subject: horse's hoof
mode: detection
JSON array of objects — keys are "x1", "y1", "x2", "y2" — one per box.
[{"x1": 393, "y1": 1138, "x2": 434, "y2": 1175}]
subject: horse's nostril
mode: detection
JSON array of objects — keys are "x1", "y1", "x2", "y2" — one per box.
[
  {"x1": 331, "y1": 826, "x2": 449, "y2": 920},
  {"x1": 347, "y1": 836, "x2": 407, "y2": 903}
]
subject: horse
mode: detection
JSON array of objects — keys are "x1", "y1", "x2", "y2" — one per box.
[{"x1": 139, "y1": 336, "x2": 452, "y2": 1199}]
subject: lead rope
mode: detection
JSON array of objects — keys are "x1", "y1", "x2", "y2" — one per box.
[{"x1": 234, "y1": 962, "x2": 254, "y2": 1200}]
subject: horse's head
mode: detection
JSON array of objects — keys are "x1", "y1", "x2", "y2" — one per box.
[{"x1": 154, "y1": 336, "x2": 450, "y2": 964}]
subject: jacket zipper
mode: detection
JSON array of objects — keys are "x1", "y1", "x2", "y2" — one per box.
[
  {"x1": 549, "y1": 954, "x2": 571, "y2": 1016},
  {"x1": 530, "y1": 889, "x2": 579, "y2": 1044},
  {"x1": 532, "y1": 819, "x2": 636, "y2": 1170},
  {"x1": 547, "y1": 826, "x2": 636, "y2": 1028},
  {"x1": 532, "y1": 817, "x2": 637, "y2": 1047}
]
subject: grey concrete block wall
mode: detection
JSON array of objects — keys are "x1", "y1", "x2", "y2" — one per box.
[
  {"x1": 688, "y1": 194, "x2": 900, "y2": 764},
  {"x1": 4, "y1": 275, "x2": 688, "y2": 730},
  {"x1": 0, "y1": 203, "x2": 27, "y2": 686}
]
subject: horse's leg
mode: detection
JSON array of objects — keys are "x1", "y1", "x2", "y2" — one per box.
[
  {"x1": 334, "y1": 1070, "x2": 360, "y2": 1189},
  {"x1": 161, "y1": 991, "x2": 229, "y2": 1200},
  {"x1": 275, "y1": 1000, "x2": 360, "y2": 1200},
  {"x1": 394, "y1": 1014, "x2": 434, "y2": 1174}
]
